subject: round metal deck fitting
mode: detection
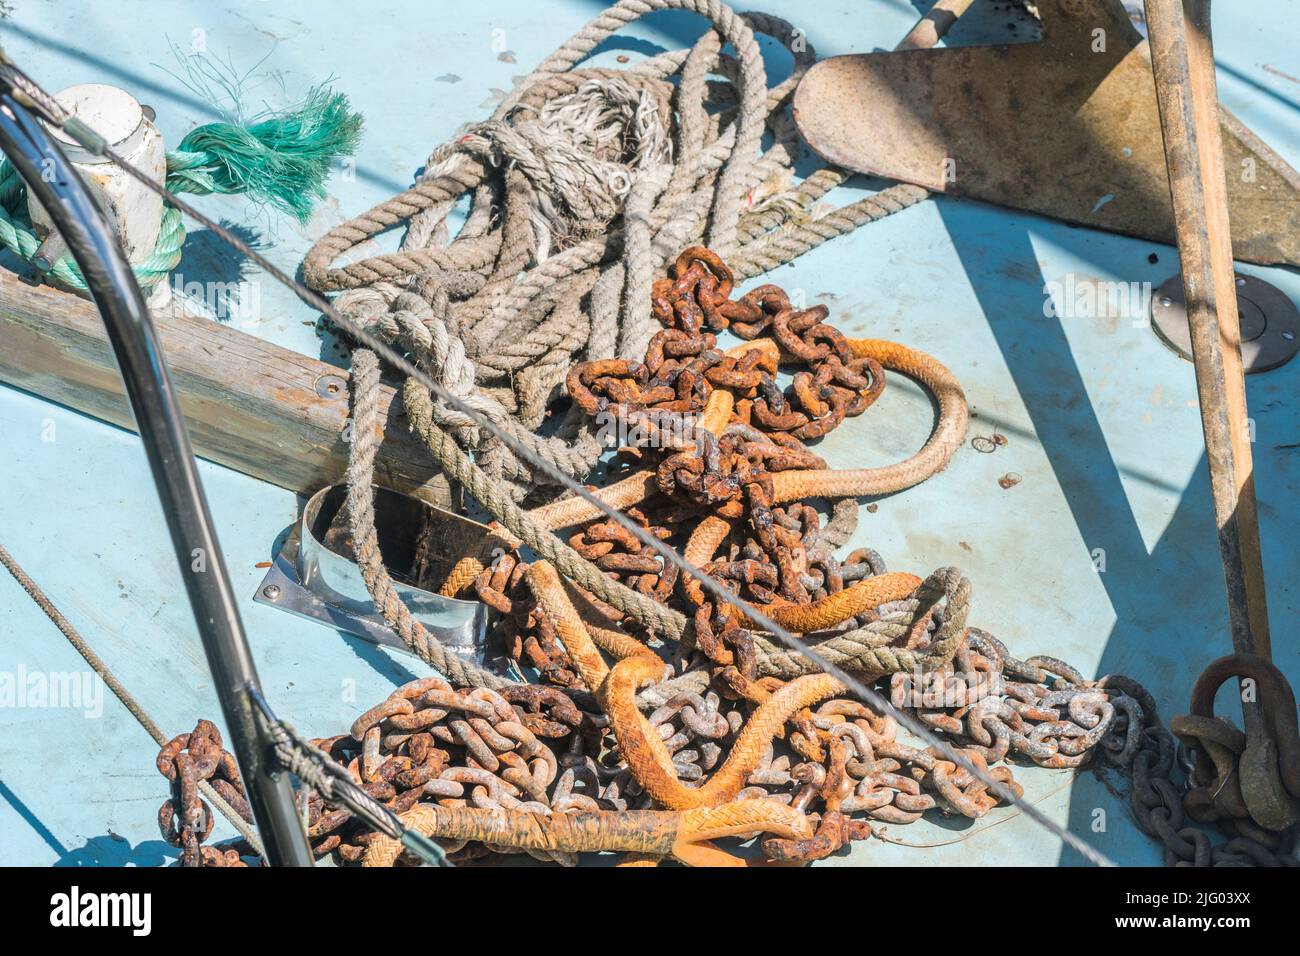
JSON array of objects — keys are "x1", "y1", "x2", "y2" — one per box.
[
  {"x1": 1150, "y1": 272, "x2": 1300, "y2": 373},
  {"x1": 315, "y1": 373, "x2": 347, "y2": 400}
]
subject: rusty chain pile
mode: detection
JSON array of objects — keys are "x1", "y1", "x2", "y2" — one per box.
[
  {"x1": 153, "y1": 245, "x2": 1297, "y2": 867},
  {"x1": 157, "y1": 624, "x2": 1296, "y2": 866},
  {"x1": 493, "y1": 247, "x2": 898, "y2": 689},
  {"x1": 304, "y1": 680, "x2": 609, "y2": 865}
]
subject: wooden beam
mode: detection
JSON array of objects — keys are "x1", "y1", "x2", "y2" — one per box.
[{"x1": 0, "y1": 270, "x2": 453, "y2": 507}]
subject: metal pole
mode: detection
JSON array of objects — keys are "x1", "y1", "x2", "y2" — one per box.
[
  {"x1": 895, "y1": 0, "x2": 974, "y2": 51},
  {"x1": 1144, "y1": 0, "x2": 1272, "y2": 662},
  {"x1": 0, "y1": 92, "x2": 313, "y2": 866}
]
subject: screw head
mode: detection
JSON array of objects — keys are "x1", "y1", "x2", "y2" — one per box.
[
  {"x1": 1159, "y1": 296, "x2": 1173, "y2": 307},
  {"x1": 262, "y1": 584, "x2": 282, "y2": 600}
]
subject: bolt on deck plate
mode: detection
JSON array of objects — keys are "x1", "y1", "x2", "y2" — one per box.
[{"x1": 1150, "y1": 273, "x2": 1300, "y2": 373}]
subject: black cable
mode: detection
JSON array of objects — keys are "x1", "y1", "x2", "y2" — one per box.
[{"x1": 0, "y1": 92, "x2": 314, "y2": 867}]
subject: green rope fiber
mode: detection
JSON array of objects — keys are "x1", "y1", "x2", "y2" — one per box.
[{"x1": 0, "y1": 85, "x2": 362, "y2": 291}]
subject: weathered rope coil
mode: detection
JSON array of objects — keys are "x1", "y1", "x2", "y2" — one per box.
[{"x1": 304, "y1": 0, "x2": 928, "y2": 500}]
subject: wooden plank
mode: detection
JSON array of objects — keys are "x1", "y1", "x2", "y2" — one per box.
[
  {"x1": 1146, "y1": 0, "x2": 1270, "y2": 661},
  {"x1": 0, "y1": 270, "x2": 453, "y2": 507}
]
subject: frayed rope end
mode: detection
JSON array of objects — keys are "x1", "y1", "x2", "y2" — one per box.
[{"x1": 166, "y1": 86, "x2": 363, "y2": 221}]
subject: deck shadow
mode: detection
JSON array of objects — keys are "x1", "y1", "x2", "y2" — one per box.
[
  {"x1": 936, "y1": 198, "x2": 1228, "y2": 866},
  {"x1": 0, "y1": 775, "x2": 66, "y2": 860},
  {"x1": 54, "y1": 835, "x2": 176, "y2": 868}
]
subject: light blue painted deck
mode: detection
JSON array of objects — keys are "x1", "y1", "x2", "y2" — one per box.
[{"x1": 1, "y1": 0, "x2": 1297, "y2": 866}]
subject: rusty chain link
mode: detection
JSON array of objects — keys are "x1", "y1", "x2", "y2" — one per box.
[{"x1": 156, "y1": 720, "x2": 255, "y2": 868}]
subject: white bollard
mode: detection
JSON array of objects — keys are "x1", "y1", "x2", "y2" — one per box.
[{"x1": 27, "y1": 83, "x2": 169, "y2": 302}]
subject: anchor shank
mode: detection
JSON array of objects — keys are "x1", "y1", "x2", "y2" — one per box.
[{"x1": 1145, "y1": 0, "x2": 1272, "y2": 671}]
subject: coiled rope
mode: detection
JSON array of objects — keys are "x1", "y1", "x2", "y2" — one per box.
[
  {"x1": 305, "y1": 0, "x2": 928, "y2": 501},
  {"x1": 316, "y1": 0, "x2": 946, "y2": 687}
]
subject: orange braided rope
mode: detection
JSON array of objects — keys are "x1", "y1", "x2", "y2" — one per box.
[
  {"x1": 601, "y1": 651, "x2": 846, "y2": 809},
  {"x1": 525, "y1": 561, "x2": 882, "y2": 811},
  {"x1": 526, "y1": 562, "x2": 635, "y2": 689},
  {"x1": 362, "y1": 798, "x2": 814, "y2": 866},
  {"x1": 437, "y1": 555, "x2": 487, "y2": 597},
  {"x1": 767, "y1": 338, "x2": 967, "y2": 501},
  {"x1": 527, "y1": 471, "x2": 659, "y2": 535},
  {"x1": 557, "y1": 577, "x2": 660, "y2": 661},
  {"x1": 684, "y1": 513, "x2": 737, "y2": 567},
  {"x1": 528, "y1": 336, "x2": 968, "y2": 532},
  {"x1": 754, "y1": 572, "x2": 922, "y2": 632},
  {"x1": 698, "y1": 386, "x2": 736, "y2": 435}
]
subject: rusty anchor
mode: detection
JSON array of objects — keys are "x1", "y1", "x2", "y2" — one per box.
[{"x1": 793, "y1": 0, "x2": 1300, "y2": 268}]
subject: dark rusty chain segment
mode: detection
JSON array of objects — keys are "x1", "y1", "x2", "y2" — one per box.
[
  {"x1": 570, "y1": 247, "x2": 886, "y2": 445},
  {"x1": 156, "y1": 720, "x2": 254, "y2": 868},
  {"x1": 1165, "y1": 654, "x2": 1300, "y2": 861}
]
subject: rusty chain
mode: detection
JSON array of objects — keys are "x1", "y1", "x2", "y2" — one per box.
[
  {"x1": 500, "y1": 246, "x2": 895, "y2": 689},
  {"x1": 153, "y1": 245, "x2": 1296, "y2": 867},
  {"x1": 158, "y1": 629, "x2": 1297, "y2": 866},
  {"x1": 156, "y1": 720, "x2": 255, "y2": 868}
]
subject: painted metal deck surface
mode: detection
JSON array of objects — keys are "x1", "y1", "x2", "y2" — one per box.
[{"x1": 1, "y1": 0, "x2": 1297, "y2": 867}]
